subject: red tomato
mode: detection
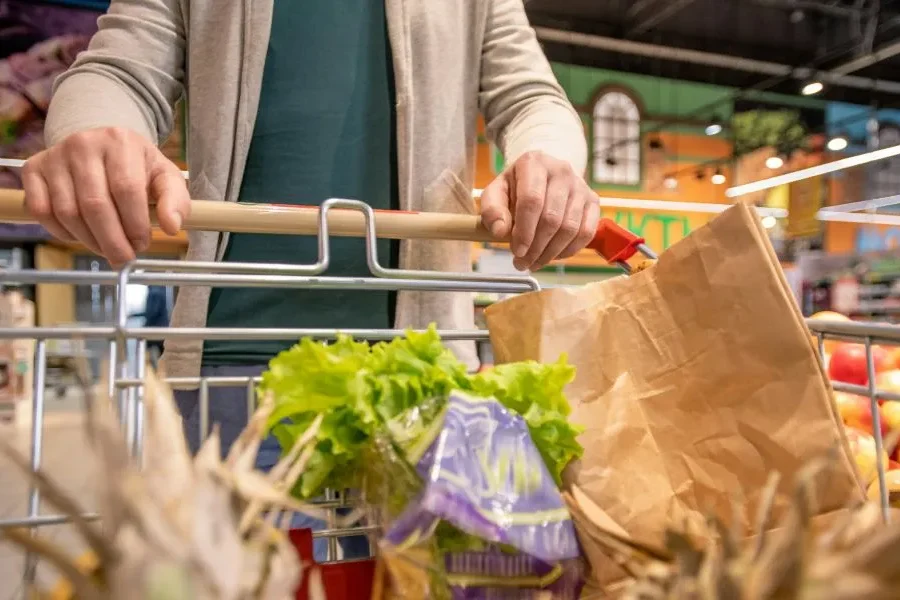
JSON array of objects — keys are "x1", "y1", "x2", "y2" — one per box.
[{"x1": 829, "y1": 343, "x2": 890, "y2": 386}]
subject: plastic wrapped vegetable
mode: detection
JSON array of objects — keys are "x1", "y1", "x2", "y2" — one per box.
[{"x1": 381, "y1": 391, "x2": 584, "y2": 599}]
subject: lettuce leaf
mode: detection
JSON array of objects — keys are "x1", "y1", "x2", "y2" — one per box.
[
  {"x1": 260, "y1": 325, "x2": 582, "y2": 498},
  {"x1": 470, "y1": 357, "x2": 583, "y2": 485}
]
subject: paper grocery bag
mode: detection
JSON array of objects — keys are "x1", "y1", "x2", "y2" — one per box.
[{"x1": 485, "y1": 203, "x2": 864, "y2": 589}]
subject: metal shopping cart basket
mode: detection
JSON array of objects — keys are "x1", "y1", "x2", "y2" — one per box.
[
  {"x1": 0, "y1": 188, "x2": 895, "y2": 598},
  {"x1": 0, "y1": 190, "x2": 653, "y2": 599}
]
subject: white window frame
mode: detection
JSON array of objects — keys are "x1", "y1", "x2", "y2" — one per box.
[
  {"x1": 871, "y1": 124, "x2": 900, "y2": 204},
  {"x1": 592, "y1": 91, "x2": 641, "y2": 186}
]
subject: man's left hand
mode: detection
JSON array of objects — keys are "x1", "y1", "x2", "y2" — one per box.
[{"x1": 480, "y1": 151, "x2": 600, "y2": 271}]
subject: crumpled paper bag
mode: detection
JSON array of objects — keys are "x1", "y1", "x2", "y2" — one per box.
[{"x1": 485, "y1": 203, "x2": 864, "y2": 593}]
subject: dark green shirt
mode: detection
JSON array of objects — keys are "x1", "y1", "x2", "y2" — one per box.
[{"x1": 203, "y1": 0, "x2": 399, "y2": 365}]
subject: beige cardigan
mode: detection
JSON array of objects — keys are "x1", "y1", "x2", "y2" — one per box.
[{"x1": 44, "y1": 0, "x2": 587, "y2": 380}]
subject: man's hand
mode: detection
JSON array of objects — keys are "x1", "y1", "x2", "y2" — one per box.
[
  {"x1": 23, "y1": 127, "x2": 191, "y2": 266},
  {"x1": 480, "y1": 151, "x2": 600, "y2": 271}
]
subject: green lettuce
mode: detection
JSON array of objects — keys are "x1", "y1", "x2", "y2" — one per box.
[{"x1": 260, "y1": 325, "x2": 582, "y2": 499}]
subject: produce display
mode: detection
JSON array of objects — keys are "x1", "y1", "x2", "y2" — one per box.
[{"x1": 818, "y1": 310, "x2": 900, "y2": 506}]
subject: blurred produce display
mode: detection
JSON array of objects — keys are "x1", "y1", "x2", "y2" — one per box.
[{"x1": 0, "y1": 0, "x2": 185, "y2": 193}]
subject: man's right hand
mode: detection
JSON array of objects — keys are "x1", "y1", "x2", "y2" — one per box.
[{"x1": 23, "y1": 127, "x2": 191, "y2": 265}]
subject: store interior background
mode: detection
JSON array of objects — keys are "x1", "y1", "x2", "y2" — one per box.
[
  {"x1": 1, "y1": 0, "x2": 900, "y2": 414},
  {"x1": 1, "y1": 0, "x2": 900, "y2": 594}
]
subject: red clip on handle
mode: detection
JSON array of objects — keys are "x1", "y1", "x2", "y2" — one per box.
[{"x1": 586, "y1": 218, "x2": 645, "y2": 263}]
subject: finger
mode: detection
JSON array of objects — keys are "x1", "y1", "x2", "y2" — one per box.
[
  {"x1": 68, "y1": 152, "x2": 134, "y2": 264},
  {"x1": 559, "y1": 197, "x2": 601, "y2": 259},
  {"x1": 148, "y1": 155, "x2": 190, "y2": 235},
  {"x1": 45, "y1": 166, "x2": 103, "y2": 257},
  {"x1": 528, "y1": 187, "x2": 586, "y2": 270},
  {"x1": 516, "y1": 175, "x2": 570, "y2": 271},
  {"x1": 510, "y1": 154, "x2": 548, "y2": 260},
  {"x1": 105, "y1": 141, "x2": 150, "y2": 252},
  {"x1": 22, "y1": 158, "x2": 72, "y2": 243},
  {"x1": 479, "y1": 175, "x2": 512, "y2": 239}
]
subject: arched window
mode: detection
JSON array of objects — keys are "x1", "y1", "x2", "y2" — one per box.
[{"x1": 592, "y1": 91, "x2": 641, "y2": 186}]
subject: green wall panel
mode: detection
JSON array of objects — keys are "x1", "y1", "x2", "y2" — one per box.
[{"x1": 551, "y1": 63, "x2": 733, "y2": 118}]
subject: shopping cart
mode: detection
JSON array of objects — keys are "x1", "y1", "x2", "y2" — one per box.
[
  {"x1": 0, "y1": 188, "x2": 893, "y2": 598},
  {"x1": 0, "y1": 190, "x2": 652, "y2": 598}
]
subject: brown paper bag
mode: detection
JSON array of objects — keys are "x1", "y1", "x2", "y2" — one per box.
[{"x1": 485, "y1": 204, "x2": 864, "y2": 591}]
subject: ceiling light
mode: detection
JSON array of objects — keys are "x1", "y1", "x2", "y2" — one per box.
[
  {"x1": 827, "y1": 136, "x2": 848, "y2": 152},
  {"x1": 801, "y1": 80, "x2": 824, "y2": 96},
  {"x1": 762, "y1": 215, "x2": 778, "y2": 229},
  {"x1": 711, "y1": 169, "x2": 726, "y2": 185},
  {"x1": 727, "y1": 143, "x2": 900, "y2": 198},
  {"x1": 705, "y1": 118, "x2": 723, "y2": 136},
  {"x1": 663, "y1": 175, "x2": 678, "y2": 190},
  {"x1": 765, "y1": 155, "x2": 784, "y2": 169}
]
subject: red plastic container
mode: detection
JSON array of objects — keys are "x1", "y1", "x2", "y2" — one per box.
[{"x1": 290, "y1": 529, "x2": 377, "y2": 600}]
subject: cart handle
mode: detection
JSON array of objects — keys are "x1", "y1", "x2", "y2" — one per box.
[{"x1": 0, "y1": 188, "x2": 647, "y2": 264}]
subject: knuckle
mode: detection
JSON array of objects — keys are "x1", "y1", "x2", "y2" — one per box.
[
  {"x1": 105, "y1": 126, "x2": 133, "y2": 145},
  {"x1": 548, "y1": 161, "x2": 571, "y2": 178},
  {"x1": 559, "y1": 218, "x2": 581, "y2": 237},
  {"x1": 517, "y1": 192, "x2": 543, "y2": 211},
  {"x1": 25, "y1": 197, "x2": 50, "y2": 218},
  {"x1": 78, "y1": 194, "x2": 108, "y2": 211},
  {"x1": 108, "y1": 175, "x2": 142, "y2": 199},
  {"x1": 579, "y1": 222, "x2": 595, "y2": 242},
  {"x1": 21, "y1": 155, "x2": 42, "y2": 178},
  {"x1": 541, "y1": 210, "x2": 564, "y2": 230},
  {"x1": 63, "y1": 132, "x2": 93, "y2": 155},
  {"x1": 53, "y1": 203, "x2": 79, "y2": 222}
]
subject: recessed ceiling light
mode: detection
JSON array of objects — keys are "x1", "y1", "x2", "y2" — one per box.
[
  {"x1": 801, "y1": 81, "x2": 824, "y2": 96},
  {"x1": 827, "y1": 136, "x2": 848, "y2": 152},
  {"x1": 765, "y1": 155, "x2": 784, "y2": 169},
  {"x1": 705, "y1": 120, "x2": 723, "y2": 136}
]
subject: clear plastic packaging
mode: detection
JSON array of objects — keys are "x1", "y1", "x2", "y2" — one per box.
[{"x1": 372, "y1": 391, "x2": 584, "y2": 599}]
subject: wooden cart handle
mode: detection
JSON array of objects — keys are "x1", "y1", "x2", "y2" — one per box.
[{"x1": 0, "y1": 188, "x2": 647, "y2": 263}]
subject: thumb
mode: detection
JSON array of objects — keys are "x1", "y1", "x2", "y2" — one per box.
[
  {"x1": 479, "y1": 175, "x2": 512, "y2": 239},
  {"x1": 148, "y1": 156, "x2": 190, "y2": 236}
]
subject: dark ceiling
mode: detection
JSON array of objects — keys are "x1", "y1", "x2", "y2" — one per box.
[{"x1": 526, "y1": 0, "x2": 900, "y2": 108}]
